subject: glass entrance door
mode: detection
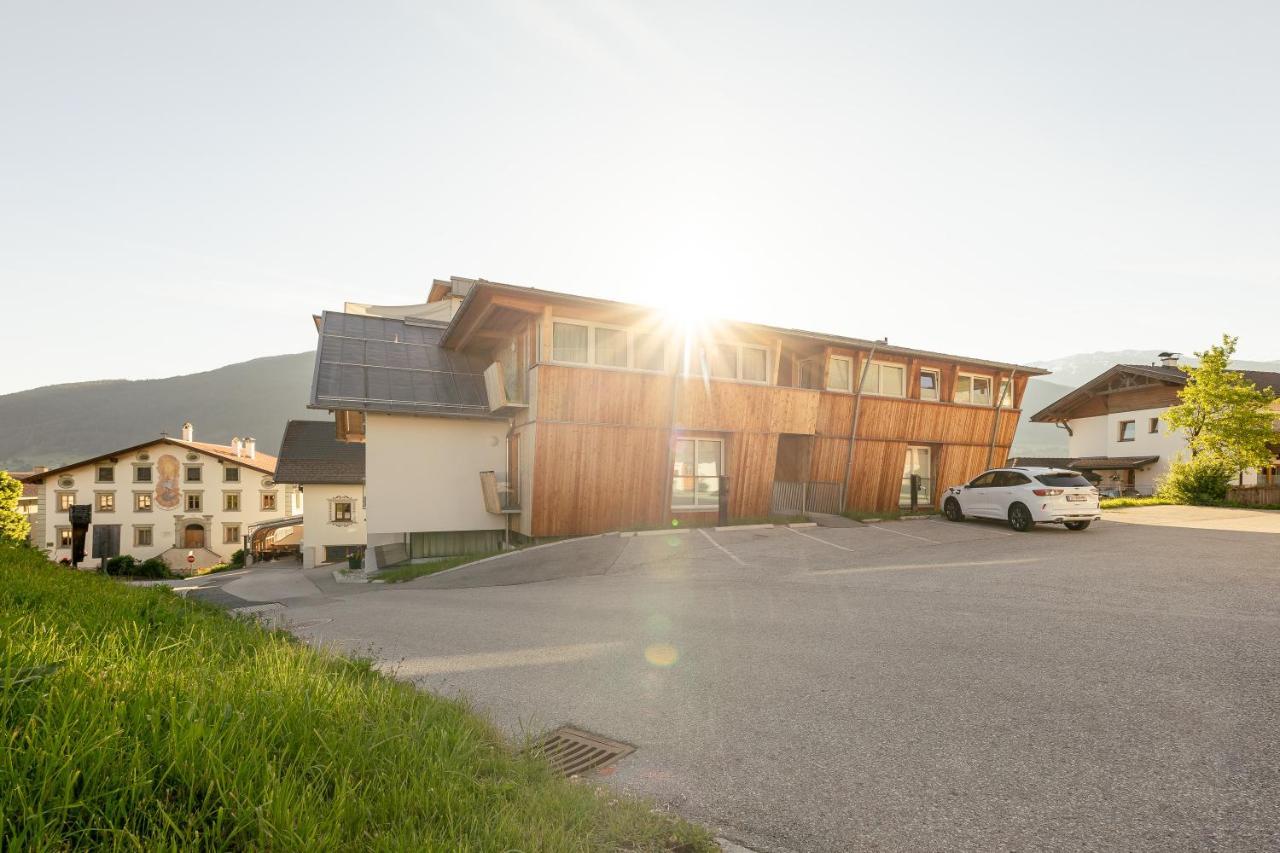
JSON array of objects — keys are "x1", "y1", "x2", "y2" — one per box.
[{"x1": 899, "y1": 446, "x2": 933, "y2": 508}]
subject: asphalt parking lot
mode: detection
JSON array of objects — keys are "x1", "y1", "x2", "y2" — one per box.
[{"x1": 264, "y1": 513, "x2": 1280, "y2": 852}]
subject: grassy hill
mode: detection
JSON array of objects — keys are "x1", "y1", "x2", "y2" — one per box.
[{"x1": 0, "y1": 353, "x2": 316, "y2": 471}]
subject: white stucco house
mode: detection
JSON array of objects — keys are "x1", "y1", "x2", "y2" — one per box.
[
  {"x1": 21, "y1": 423, "x2": 301, "y2": 572},
  {"x1": 272, "y1": 419, "x2": 367, "y2": 568},
  {"x1": 1014, "y1": 354, "x2": 1280, "y2": 496}
]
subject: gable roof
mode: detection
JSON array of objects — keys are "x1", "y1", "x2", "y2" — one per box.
[
  {"x1": 3, "y1": 472, "x2": 39, "y2": 499},
  {"x1": 1031, "y1": 363, "x2": 1280, "y2": 423},
  {"x1": 19, "y1": 437, "x2": 277, "y2": 484},
  {"x1": 273, "y1": 420, "x2": 366, "y2": 485},
  {"x1": 309, "y1": 311, "x2": 499, "y2": 418}
]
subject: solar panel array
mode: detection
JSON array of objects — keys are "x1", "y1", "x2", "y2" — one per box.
[{"x1": 311, "y1": 312, "x2": 494, "y2": 416}]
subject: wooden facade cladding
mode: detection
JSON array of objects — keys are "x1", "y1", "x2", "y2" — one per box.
[{"x1": 525, "y1": 363, "x2": 1024, "y2": 533}]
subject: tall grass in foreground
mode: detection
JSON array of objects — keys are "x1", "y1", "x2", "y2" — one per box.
[{"x1": 0, "y1": 546, "x2": 711, "y2": 851}]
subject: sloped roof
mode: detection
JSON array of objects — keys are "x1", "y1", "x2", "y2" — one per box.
[
  {"x1": 273, "y1": 420, "x2": 365, "y2": 485},
  {"x1": 19, "y1": 437, "x2": 276, "y2": 484},
  {"x1": 1031, "y1": 363, "x2": 1280, "y2": 423},
  {"x1": 4, "y1": 471, "x2": 39, "y2": 499},
  {"x1": 1008, "y1": 455, "x2": 1160, "y2": 471},
  {"x1": 309, "y1": 311, "x2": 498, "y2": 418}
]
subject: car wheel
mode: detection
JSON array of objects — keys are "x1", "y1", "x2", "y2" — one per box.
[
  {"x1": 1008, "y1": 503, "x2": 1033, "y2": 532},
  {"x1": 944, "y1": 497, "x2": 965, "y2": 522},
  {"x1": 1064, "y1": 520, "x2": 1091, "y2": 531}
]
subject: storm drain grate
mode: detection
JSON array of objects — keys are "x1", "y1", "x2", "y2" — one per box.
[{"x1": 528, "y1": 726, "x2": 635, "y2": 777}]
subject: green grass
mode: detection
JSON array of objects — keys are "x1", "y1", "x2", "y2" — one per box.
[
  {"x1": 1099, "y1": 496, "x2": 1174, "y2": 509},
  {"x1": 377, "y1": 551, "x2": 504, "y2": 584},
  {"x1": 0, "y1": 545, "x2": 713, "y2": 851}
]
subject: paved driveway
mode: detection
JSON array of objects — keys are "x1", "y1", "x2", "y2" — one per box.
[{"x1": 246, "y1": 516, "x2": 1278, "y2": 852}]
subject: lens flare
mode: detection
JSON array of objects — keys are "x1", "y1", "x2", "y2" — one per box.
[{"x1": 644, "y1": 643, "x2": 679, "y2": 667}]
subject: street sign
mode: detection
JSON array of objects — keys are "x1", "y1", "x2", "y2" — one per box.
[{"x1": 187, "y1": 551, "x2": 195, "y2": 565}]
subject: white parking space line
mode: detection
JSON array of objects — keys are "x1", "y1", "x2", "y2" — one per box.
[
  {"x1": 862, "y1": 523, "x2": 938, "y2": 544},
  {"x1": 786, "y1": 526, "x2": 858, "y2": 552},
  {"x1": 698, "y1": 528, "x2": 747, "y2": 566}
]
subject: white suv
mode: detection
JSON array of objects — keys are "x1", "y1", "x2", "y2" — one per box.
[{"x1": 942, "y1": 467, "x2": 1101, "y2": 532}]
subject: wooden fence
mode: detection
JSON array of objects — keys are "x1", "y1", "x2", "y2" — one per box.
[{"x1": 1226, "y1": 485, "x2": 1280, "y2": 506}]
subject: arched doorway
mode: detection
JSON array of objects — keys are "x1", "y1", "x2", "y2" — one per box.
[{"x1": 183, "y1": 523, "x2": 205, "y2": 549}]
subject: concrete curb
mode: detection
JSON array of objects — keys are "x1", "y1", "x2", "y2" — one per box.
[
  {"x1": 786, "y1": 522, "x2": 818, "y2": 528},
  {"x1": 714, "y1": 523, "x2": 773, "y2": 532}
]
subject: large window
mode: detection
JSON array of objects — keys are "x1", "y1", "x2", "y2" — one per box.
[
  {"x1": 827, "y1": 355, "x2": 853, "y2": 392},
  {"x1": 954, "y1": 374, "x2": 992, "y2": 405},
  {"x1": 552, "y1": 320, "x2": 666, "y2": 372},
  {"x1": 671, "y1": 437, "x2": 723, "y2": 509},
  {"x1": 1118, "y1": 420, "x2": 1136, "y2": 442},
  {"x1": 698, "y1": 343, "x2": 769, "y2": 384},
  {"x1": 552, "y1": 322, "x2": 589, "y2": 363},
  {"x1": 186, "y1": 493, "x2": 203, "y2": 512},
  {"x1": 860, "y1": 362, "x2": 906, "y2": 397},
  {"x1": 919, "y1": 369, "x2": 940, "y2": 401}
]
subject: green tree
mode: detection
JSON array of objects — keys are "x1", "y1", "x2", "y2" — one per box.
[
  {"x1": 0, "y1": 471, "x2": 31, "y2": 545},
  {"x1": 1163, "y1": 334, "x2": 1277, "y2": 474}
]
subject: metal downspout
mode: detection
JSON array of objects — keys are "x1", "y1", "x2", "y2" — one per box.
[
  {"x1": 986, "y1": 368, "x2": 1018, "y2": 468},
  {"x1": 841, "y1": 340, "x2": 882, "y2": 511}
]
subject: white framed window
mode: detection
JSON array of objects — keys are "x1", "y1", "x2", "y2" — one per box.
[
  {"x1": 135, "y1": 493, "x2": 153, "y2": 512},
  {"x1": 954, "y1": 373, "x2": 992, "y2": 405},
  {"x1": 551, "y1": 321, "x2": 589, "y2": 364},
  {"x1": 551, "y1": 319, "x2": 667, "y2": 372},
  {"x1": 860, "y1": 362, "x2": 907, "y2": 397},
  {"x1": 223, "y1": 523, "x2": 241, "y2": 544},
  {"x1": 224, "y1": 492, "x2": 241, "y2": 512},
  {"x1": 697, "y1": 342, "x2": 770, "y2": 384},
  {"x1": 186, "y1": 493, "x2": 203, "y2": 512},
  {"x1": 671, "y1": 437, "x2": 724, "y2": 510},
  {"x1": 134, "y1": 526, "x2": 153, "y2": 547},
  {"x1": 826, "y1": 355, "x2": 854, "y2": 392},
  {"x1": 919, "y1": 369, "x2": 940, "y2": 401}
]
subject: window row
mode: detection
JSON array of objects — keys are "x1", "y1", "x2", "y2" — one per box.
[
  {"x1": 55, "y1": 524, "x2": 244, "y2": 549},
  {"x1": 92, "y1": 464, "x2": 241, "y2": 483},
  {"x1": 55, "y1": 491, "x2": 277, "y2": 512},
  {"x1": 550, "y1": 321, "x2": 771, "y2": 383},
  {"x1": 824, "y1": 358, "x2": 1012, "y2": 406}
]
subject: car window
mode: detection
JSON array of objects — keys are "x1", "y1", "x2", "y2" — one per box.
[
  {"x1": 1004, "y1": 472, "x2": 1031, "y2": 486},
  {"x1": 968, "y1": 472, "x2": 997, "y2": 488},
  {"x1": 1035, "y1": 472, "x2": 1093, "y2": 488}
]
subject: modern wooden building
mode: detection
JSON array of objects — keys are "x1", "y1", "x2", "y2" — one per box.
[{"x1": 310, "y1": 278, "x2": 1049, "y2": 552}]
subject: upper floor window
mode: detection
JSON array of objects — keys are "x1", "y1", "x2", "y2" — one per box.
[
  {"x1": 261, "y1": 492, "x2": 278, "y2": 511},
  {"x1": 551, "y1": 320, "x2": 666, "y2": 372},
  {"x1": 827, "y1": 356, "x2": 854, "y2": 392},
  {"x1": 134, "y1": 465, "x2": 152, "y2": 483},
  {"x1": 224, "y1": 466, "x2": 240, "y2": 483},
  {"x1": 57, "y1": 492, "x2": 75, "y2": 511},
  {"x1": 919, "y1": 369, "x2": 940, "y2": 401},
  {"x1": 135, "y1": 493, "x2": 153, "y2": 512},
  {"x1": 186, "y1": 493, "x2": 203, "y2": 512},
  {"x1": 185, "y1": 465, "x2": 202, "y2": 483},
  {"x1": 860, "y1": 362, "x2": 906, "y2": 397},
  {"x1": 699, "y1": 342, "x2": 769, "y2": 384},
  {"x1": 1149, "y1": 417, "x2": 1160, "y2": 434},
  {"x1": 1118, "y1": 420, "x2": 1136, "y2": 442},
  {"x1": 954, "y1": 374, "x2": 992, "y2": 405},
  {"x1": 96, "y1": 465, "x2": 114, "y2": 483},
  {"x1": 97, "y1": 492, "x2": 115, "y2": 512},
  {"x1": 333, "y1": 501, "x2": 353, "y2": 522}
]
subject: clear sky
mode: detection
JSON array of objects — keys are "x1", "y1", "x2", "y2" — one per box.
[{"x1": 3, "y1": 1, "x2": 1278, "y2": 394}]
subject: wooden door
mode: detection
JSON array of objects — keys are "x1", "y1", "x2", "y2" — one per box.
[{"x1": 183, "y1": 524, "x2": 205, "y2": 549}]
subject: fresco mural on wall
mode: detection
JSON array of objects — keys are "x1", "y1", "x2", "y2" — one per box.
[{"x1": 155, "y1": 454, "x2": 181, "y2": 509}]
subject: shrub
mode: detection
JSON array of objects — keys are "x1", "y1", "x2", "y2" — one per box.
[
  {"x1": 228, "y1": 548, "x2": 246, "y2": 568},
  {"x1": 104, "y1": 555, "x2": 173, "y2": 579},
  {"x1": 1157, "y1": 455, "x2": 1234, "y2": 505}
]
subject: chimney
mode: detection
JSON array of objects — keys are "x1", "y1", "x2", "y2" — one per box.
[
  {"x1": 231, "y1": 437, "x2": 242, "y2": 457},
  {"x1": 1157, "y1": 352, "x2": 1181, "y2": 368},
  {"x1": 33, "y1": 465, "x2": 47, "y2": 473},
  {"x1": 181, "y1": 422, "x2": 194, "y2": 442},
  {"x1": 244, "y1": 437, "x2": 256, "y2": 459}
]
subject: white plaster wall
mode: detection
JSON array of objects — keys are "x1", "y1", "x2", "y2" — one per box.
[
  {"x1": 299, "y1": 483, "x2": 367, "y2": 567},
  {"x1": 364, "y1": 414, "x2": 506, "y2": 536},
  {"x1": 1068, "y1": 408, "x2": 1189, "y2": 493},
  {"x1": 35, "y1": 441, "x2": 296, "y2": 565}
]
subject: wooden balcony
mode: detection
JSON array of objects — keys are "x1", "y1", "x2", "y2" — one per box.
[{"x1": 483, "y1": 362, "x2": 529, "y2": 416}]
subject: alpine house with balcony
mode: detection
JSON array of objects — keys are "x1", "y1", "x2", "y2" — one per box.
[{"x1": 308, "y1": 277, "x2": 1049, "y2": 565}]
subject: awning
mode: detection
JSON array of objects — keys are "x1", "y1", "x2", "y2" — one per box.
[{"x1": 1066, "y1": 456, "x2": 1160, "y2": 470}]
